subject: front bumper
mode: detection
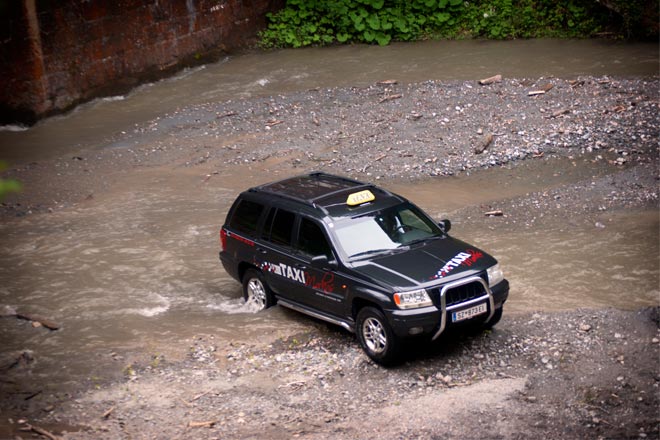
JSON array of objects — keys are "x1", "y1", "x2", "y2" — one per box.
[{"x1": 388, "y1": 277, "x2": 509, "y2": 338}]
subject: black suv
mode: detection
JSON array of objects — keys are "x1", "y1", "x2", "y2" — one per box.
[{"x1": 219, "y1": 172, "x2": 509, "y2": 365}]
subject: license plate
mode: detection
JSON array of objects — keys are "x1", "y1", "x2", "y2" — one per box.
[{"x1": 452, "y1": 303, "x2": 487, "y2": 322}]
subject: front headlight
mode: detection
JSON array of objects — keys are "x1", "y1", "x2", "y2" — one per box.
[
  {"x1": 487, "y1": 263, "x2": 504, "y2": 287},
  {"x1": 393, "y1": 289, "x2": 433, "y2": 309}
]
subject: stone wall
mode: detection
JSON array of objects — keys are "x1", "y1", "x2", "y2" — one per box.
[{"x1": 0, "y1": 0, "x2": 283, "y2": 125}]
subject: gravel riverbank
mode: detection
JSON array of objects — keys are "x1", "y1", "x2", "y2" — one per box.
[
  {"x1": 1, "y1": 75, "x2": 658, "y2": 218},
  {"x1": 11, "y1": 308, "x2": 659, "y2": 439}
]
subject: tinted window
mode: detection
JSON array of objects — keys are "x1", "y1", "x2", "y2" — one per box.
[
  {"x1": 297, "y1": 218, "x2": 332, "y2": 259},
  {"x1": 229, "y1": 199, "x2": 264, "y2": 236},
  {"x1": 261, "y1": 207, "x2": 276, "y2": 240},
  {"x1": 269, "y1": 209, "x2": 296, "y2": 247}
]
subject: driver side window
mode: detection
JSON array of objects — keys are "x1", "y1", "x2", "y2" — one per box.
[
  {"x1": 297, "y1": 218, "x2": 333, "y2": 259},
  {"x1": 399, "y1": 208, "x2": 433, "y2": 233}
]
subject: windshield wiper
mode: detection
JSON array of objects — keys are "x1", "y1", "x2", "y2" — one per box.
[
  {"x1": 350, "y1": 246, "x2": 409, "y2": 260},
  {"x1": 406, "y1": 234, "x2": 444, "y2": 246}
]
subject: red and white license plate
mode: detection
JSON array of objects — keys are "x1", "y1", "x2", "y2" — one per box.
[{"x1": 451, "y1": 303, "x2": 487, "y2": 322}]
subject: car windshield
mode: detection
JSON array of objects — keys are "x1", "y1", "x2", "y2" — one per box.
[{"x1": 333, "y1": 203, "x2": 443, "y2": 259}]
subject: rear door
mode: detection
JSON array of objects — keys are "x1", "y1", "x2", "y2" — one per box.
[{"x1": 258, "y1": 207, "x2": 306, "y2": 303}]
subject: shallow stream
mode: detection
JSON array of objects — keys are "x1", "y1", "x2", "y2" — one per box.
[{"x1": 0, "y1": 39, "x2": 657, "y2": 396}]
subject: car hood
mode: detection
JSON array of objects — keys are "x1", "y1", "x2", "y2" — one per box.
[{"x1": 349, "y1": 236, "x2": 497, "y2": 290}]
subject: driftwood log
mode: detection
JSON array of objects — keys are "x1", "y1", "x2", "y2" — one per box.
[{"x1": 15, "y1": 313, "x2": 60, "y2": 330}]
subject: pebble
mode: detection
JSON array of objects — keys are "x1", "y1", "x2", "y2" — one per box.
[{"x1": 579, "y1": 324, "x2": 592, "y2": 332}]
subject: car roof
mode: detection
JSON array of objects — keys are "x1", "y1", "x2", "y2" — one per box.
[{"x1": 248, "y1": 172, "x2": 405, "y2": 218}]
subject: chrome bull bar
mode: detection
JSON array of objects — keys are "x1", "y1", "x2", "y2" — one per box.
[{"x1": 431, "y1": 275, "x2": 495, "y2": 341}]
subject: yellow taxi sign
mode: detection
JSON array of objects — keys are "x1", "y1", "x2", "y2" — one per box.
[{"x1": 346, "y1": 189, "x2": 375, "y2": 206}]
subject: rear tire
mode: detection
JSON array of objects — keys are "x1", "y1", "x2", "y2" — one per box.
[
  {"x1": 242, "y1": 269, "x2": 275, "y2": 311},
  {"x1": 356, "y1": 307, "x2": 401, "y2": 366}
]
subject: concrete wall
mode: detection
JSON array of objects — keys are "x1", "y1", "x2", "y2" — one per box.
[{"x1": 0, "y1": 0, "x2": 283, "y2": 124}]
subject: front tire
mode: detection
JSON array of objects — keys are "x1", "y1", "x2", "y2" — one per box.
[
  {"x1": 483, "y1": 305, "x2": 503, "y2": 329},
  {"x1": 356, "y1": 307, "x2": 401, "y2": 366},
  {"x1": 242, "y1": 269, "x2": 275, "y2": 311}
]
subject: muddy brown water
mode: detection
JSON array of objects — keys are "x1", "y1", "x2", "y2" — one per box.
[
  {"x1": 0, "y1": 39, "x2": 657, "y2": 163},
  {"x1": 1, "y1": 160, "x2": 657, "y2": 391},
  {"x1": 0, "y1": 40, "x2": 658, "y2": 398}
]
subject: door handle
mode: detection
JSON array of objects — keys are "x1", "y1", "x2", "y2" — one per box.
[
  {"x1": 256, "y1": 247, "x2": 267, "y2": 254},
  {"x1": 295, "y1": 263, "x2": 307, "y2": 270}
]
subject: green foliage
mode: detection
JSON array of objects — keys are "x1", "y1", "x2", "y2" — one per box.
[
  {"x1": 260, "y1": 0, "x2": 464, "y2": 48},
  {"x1": 603, "y1": 0, "x2": 656, "y2": 39},
  {"x1": 259, "y1": 0, "x2": 628, "y2": 48},
  {"x1": 0, "y1": 161, "x2": 20, "y2": 201},
  {"x1": 454, "y1": 0, "x2": 610, "y2": 39}
]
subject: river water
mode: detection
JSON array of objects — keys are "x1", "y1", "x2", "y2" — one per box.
[
  {"x1": 0, "y1": 40, "x2": 658, "y2": 399},
  {"x1": 1, "y1": 39, "x2": 657, "y2": 163}
]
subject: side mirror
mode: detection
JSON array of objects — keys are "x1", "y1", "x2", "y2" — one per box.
[
  {"x1": 311, "y1": 255, "x2": 338, "y2": 270},
  {"x1": 439, "y1": 219, "x2": 451, "y2": 234}
]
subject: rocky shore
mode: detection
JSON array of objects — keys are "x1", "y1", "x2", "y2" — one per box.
[{"x1": 10, "y1": 308, "x2": 658, "y2": 439}]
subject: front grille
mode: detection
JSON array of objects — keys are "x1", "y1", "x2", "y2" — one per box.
[
  {"x1": 445, "y1": 281, "x2": 486, "y2": 306},
  {"x1": 431, "y1": 276, "x2": 487, "y2": 308}
]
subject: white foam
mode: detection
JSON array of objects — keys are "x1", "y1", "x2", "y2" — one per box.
[
  {"x1": 101, "y1": 95, "x2": 126, "y2": 102},
  {"x1": 0, "y1": 124, "x2": 29, "y2": 132},
  {"x1": 135, "y1": 304, "x2": 170, "y2": 317},
  {"x1": 123, "y1": 292, "x2": 171, "y2": 317},
  {"x1": 207, "y1": 297, "x2": 260, "y2": 314}
]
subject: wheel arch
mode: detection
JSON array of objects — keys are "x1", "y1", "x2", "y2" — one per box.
[
  {"x1": 351, "y1": 295, "x2": 388, "y2": 320},
  {"x1": 238, "y1": 262, "x2": 260, "y2": 283}
]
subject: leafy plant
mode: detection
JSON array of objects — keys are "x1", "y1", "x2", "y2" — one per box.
[
  {"x1": 0, "y1": 161, "x2": 20, "y2": 201},
  {"x1": 259, "y1": 0, "x2": 632, "y2": 48}
]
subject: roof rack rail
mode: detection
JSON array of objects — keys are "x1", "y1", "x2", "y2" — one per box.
[
  {"x1": 307, "y1": 171, "x2": 365, "y2": 186},
  {"x1": 309, "y1": 183, "x2": 373, "y2": 204},
  {"x1": 249, "y1": 188, "x2": 315, "y2": 207},
  {"x1": 248, "y1": 172, "x2": 395, "y2": 213}
]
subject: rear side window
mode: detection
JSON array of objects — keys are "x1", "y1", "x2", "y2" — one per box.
[
  {"x1": 268, "y1": 209, "x2": 296, "y2": 247},
  {"x1": 228, "y1": 199, "x2": 265, "y2": 236}
]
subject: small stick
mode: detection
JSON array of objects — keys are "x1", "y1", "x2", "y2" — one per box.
[
  {"x1": 550, "y1": 108, "x2": 570, "y2": 118},
  {"x1": 379, "y1": 94, "x2": 402, "y2": 103},
  {"x1": 528, "y1": 83, "x2": 554, "y2": 96},
  {"x1": 27, "y1": 424, "x2": 60, "y2": 440},
  {"x1": 479, "y1": 74, "x2": 502, "y2": 85},
  {"x1": 191, "y1": 390, "x2": 211, "y2": 402},
  {"x1": 102, "y1": 406, "x2": 115, "y2": 419},
  {"x1": 216, "y1": 111, "x2": 237, "y2": 119},
  {"x1": 188, "y1": 420, "x2": 216, "y2": 428},
  {"x1": 25, "y1": 390, "x2": 42, "y2": 401}
]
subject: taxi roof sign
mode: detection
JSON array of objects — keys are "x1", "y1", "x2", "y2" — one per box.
[{"x1": 346, "y1": 189, "x2": 375, "y2": 206}]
